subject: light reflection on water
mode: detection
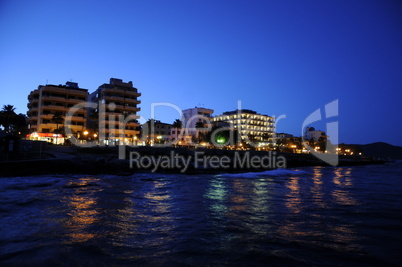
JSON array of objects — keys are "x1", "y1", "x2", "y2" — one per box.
[
  {"x1": 311, "y1": 166, "x2": 325, "y2": 208},
  {"x1": 62, "y1": 176, "x2": 101, "y2": 243},
  {"x1": 1, "y1": 164, "x2": 402, "y2": 265}
]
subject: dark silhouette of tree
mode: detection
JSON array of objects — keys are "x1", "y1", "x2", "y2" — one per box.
[
  {"x1": 0, "y1": 105, "x2": 28, "y2": 136},
  {"x1": 0, "y1": 105, "x2": 16, "y2": 132},
  {"x1": 13, "y1": 114, "x2": 29, "y2": 136},
  {"x1": 262, "y1": 133, "x2": 270, "y2": 141},
  {"x1": 195, "y1": 121, "x2": 204, "y2": 129},
  {"x1": 51, "y1": 112, "x2": 64, "y2": 134},
  {"x1": 207, "y1": 126, "x2": 239, "y2": 147},
  {"x1": 195, "y1": 122, "x2": 207, "y2": 143},
  {"x1": 173, "y1": 119, "x2": 182, "y2": 128}
]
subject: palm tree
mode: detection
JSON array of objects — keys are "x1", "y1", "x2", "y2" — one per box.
[
  {"x1": 195, "y1": 121, "x2": 205, "y2": 143},
  {"x1": 172, "y1": 119, "x2": 182, "y2": 129},
  {"x1": 195, "y1": 121, "x2": 204, "y2": 129},
  {"x1": 0, "y1": 105, "x2": 16, "y2": 132},
  {"x1": 51, "y1": 112, "x2": 64, "y2": 134}
]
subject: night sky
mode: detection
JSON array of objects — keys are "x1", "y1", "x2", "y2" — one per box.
[{"x1": 1, "y1": 0, "x2": 401, "y2": 146}]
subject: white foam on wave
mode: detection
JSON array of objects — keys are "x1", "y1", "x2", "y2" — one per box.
[{"x1": 220, "y1": 168, "x2": 308, "y2": 178}]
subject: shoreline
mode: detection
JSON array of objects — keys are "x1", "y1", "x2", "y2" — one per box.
[{"x1": 0, "y1": 145, "x2": 387, "y2": 177}]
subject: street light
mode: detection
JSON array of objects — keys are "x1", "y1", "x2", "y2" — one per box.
[{"x1": 83, "y1": 131, "x2": 89, "y2": 143}]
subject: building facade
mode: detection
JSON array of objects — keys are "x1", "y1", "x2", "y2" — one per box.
[
  {"x1": 182, "y1": 107, "x2": 214, "y2": 135},
  {"x1": 89, "y1": 78, "x2": 141, "y2": 145},
  {"x1": 27, "y1": 82, "x2": 88, "y2": 143},
  {"x1": 141, "y1": 119, "x2": 173, "y2": 145},
  {"x1": 212, "y1": 109, "x2": 275, "y2": 148},
  {"x1": 303, "y1": 127, "x2": 327, "y2": 142},
  {"x1": 170, "y1": 127, "x2": 193, "y2": 146}
]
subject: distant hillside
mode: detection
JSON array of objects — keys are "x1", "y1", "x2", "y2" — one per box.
[{"x1": 361, "y1": 142, "x2": 402, "y2": 159}]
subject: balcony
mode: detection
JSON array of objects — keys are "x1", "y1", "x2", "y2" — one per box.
[
  {"x1": 43, "y1": 87, "x2": 87, "y2": 97},
  {"x1": 40, "y1": 105, "x2": 67, "y2": 111},
  {"x1": 103, "y1": 88, "x2": 141, "y2": 97},
  {"x1": 29, "y1": 107, "x2": 39, "y2": 113}
]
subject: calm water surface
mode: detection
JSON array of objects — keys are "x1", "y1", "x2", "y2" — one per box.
[{"x1": 1, "y1": 162, "x2": 402, "y2": 266}]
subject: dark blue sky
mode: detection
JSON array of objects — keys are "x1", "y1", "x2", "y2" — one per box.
[{"x1": 1, "y1": 0, "x2": 401, "y2": 145}]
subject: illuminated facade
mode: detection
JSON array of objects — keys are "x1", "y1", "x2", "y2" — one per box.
[
  {"x1": 27, "y1": 82, "x2": 88, "y2": 139},
  {"x1": 89, "y1": 78, "x2": 141, "y2": 145},
  {"x1": 212, "y1": 109, "x2": 275, "y2": 147}
]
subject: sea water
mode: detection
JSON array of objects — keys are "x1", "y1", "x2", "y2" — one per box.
[{"x1": 1, "y1": 162, "x2": 402, "y2": 265}]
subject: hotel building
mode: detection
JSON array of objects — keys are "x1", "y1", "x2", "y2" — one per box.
[
  {"x1": 27, "y1": 82, "x2": 88, "y2": 142},
  {"x1": 212, "y1": 109, "x2": 275, "y2": 147},
  {"x1": 89, "y1": 78, "x2": 141, "y2": 145}
]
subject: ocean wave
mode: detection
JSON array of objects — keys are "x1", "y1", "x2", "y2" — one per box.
[{"x1": 220, "y1": 168, "x2": 308, "y2": 178}]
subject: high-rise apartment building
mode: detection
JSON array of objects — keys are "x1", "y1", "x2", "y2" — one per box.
[
  {"x1": 27, "y1": 82, "x2": 88, "y2": 139},
  {"x1": 89, "y1": 78, "x2": 141, "y2": 145}
]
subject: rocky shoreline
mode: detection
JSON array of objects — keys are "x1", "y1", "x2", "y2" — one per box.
[{"x1": 0, "y1": 146, "x2": 387, "y2": 177}]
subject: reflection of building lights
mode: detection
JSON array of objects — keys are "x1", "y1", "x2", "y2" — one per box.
[{"x1": 157, "y1": 135, "x2": 162, "y2": 139}]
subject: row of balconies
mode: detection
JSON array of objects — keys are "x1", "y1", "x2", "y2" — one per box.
[
  {"x1": 102, "y1": 95, "x2": 141, "y2": 104},
  {"x1": 41, "y1": 87, "x2": 88, "y2": 97},
  {"x1": 29, "y1": 95, "x2": 87, "y2": 103},
  {"x1": 103, "y1": 88, "x2": 141, "y2": 97},
  {"x1": 239, "y1": 130, "x2": 275, "y2": 135},
  {"x1": 215, "y1": 115, "x2": 274, "y2": 121}
]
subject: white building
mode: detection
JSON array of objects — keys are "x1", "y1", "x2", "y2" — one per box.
[
  {"x1": 303, "y1": 127, "x2": 327, "y2": 142},
  {"x1": 182, "y1": 107, "x2": 214, "y2": 135}
]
